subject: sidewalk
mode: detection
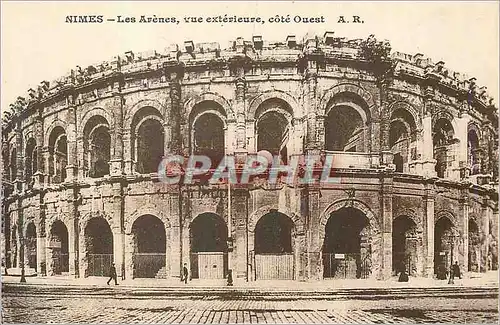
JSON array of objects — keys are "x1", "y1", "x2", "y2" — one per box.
[{"x1": 2, "y1": 271, "x2": 498, "y2": 291}]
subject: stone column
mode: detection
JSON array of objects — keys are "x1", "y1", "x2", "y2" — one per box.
[
  {"x1": 307, "y1": 186, "x2": 321, "y2": 280},
  {"x1": 68, "y1": 187, "x2": 80, "y2": 277},
  {"x1": 111, "y1": 182, "x2": 124, "y2": 278},
  {"x1": 421, "y1": 114, "x2": 436, "y2": 177},
  {"x1": 36, "y1": 236, "x2": 46, "y2": 276},
  {"x1": 459, "y1": 195, "x2": 469, "y2": 273},
  {"x1": 168, "y1": 191, "x2": 181, "y2": 279},
  {"x1": 124, "y1": 233, "x2": 134, "y2": 279},
  {"x1": 112, "y1": 229, "x2": 124, "y2": 278},
  {"x1": 380, "y1": 174, "x2": 393, "y2": 279},
  {"x1": 481, "y1": 200, "x2": 491, "y2": 272},
  {"x1": 305, "y1": 72, "x2": 318, "y2": 149},
  {"x1": 110, "y1": 92, "x2": 124, "y2": 176},
  {"x1": 65, "y1": 106, "x2": 78, "y2": 182},
  {"x1": 122, "y1": 128, "x2": 133, "y2": 174},
  {"x1": 233, "y1": 189, "x2": 248, "y2": 280},
  {"x1": 167, "y1": 68, "x2": 182, "y2": 156},
  {"x1": 454, "y1": 113, "x2": 470, "y2": 180},
  {"x1": 423, "y1": 184, "x2": 435, "y2": 277},
  {"x1": 33, "y1": 115, "x2": 45, "y2": 187}
]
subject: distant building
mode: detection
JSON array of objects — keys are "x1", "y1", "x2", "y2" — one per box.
[{"x1": 2, "y1": 33, "x2": 498, "y2": 281}]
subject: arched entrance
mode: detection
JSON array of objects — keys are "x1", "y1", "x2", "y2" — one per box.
[
  {"x1": 49, "y1": 220, "x2": 69, "y2": 274},
  {"x1": 254, "y1": 211, "x2": 295, "y2": 280},
  {"x1": 322, "y1": 207, "x2": 371, "y2": 279},
  {"x1": 392, "y1": 216, "x2": 418, "y2": 276},
  {"x1": 25, "y1": 223, "x2": 37, "y2": 270},
  {"x1": 131, "y1": 215, "x2": 166, "y2": 278},
  {"x1": 85, "y1": 218, "x2": 113, "y2": 276},
  {"x1": 468, "y1": 219, "x2": 480, "y2": 272},
  {"x1": 434, "y1": 216, "x2": 457, "y2": 279},
  {"x1": 189, "y1": 213, "x2": 228, "y2": 279}
]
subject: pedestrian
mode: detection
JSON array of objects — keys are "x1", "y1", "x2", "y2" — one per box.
[
  {"x1": 398, "y1": 268, "x2": 409, "y2": 282},
  {"x1": 182, "y1": 263, "x2": 189, "y2": 284},
  {"x1": 107, "y1": 263, "x2": 118, "y2": 285},
  {"x1": 452, "y1": 261, "x2": 461, "y2": 279}
]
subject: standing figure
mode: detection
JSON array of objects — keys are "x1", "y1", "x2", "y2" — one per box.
[
  {"x1": 182, "y1": 263, "x2": 189, "y2": 284},
  {"x1": 452, "y1": 261, "x2": 461, "y2": 279},
  {"x1": 107, "y1": 263, "x2": 118, "y2": 285}
]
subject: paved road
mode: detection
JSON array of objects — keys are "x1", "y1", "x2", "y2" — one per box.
[{"x1": 2, "y1": 285, "x2": 498, "y2": 324}]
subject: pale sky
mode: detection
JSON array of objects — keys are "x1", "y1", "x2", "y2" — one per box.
[{"x1": 1, "y1": 1, "x2": 499, "y2": 112}]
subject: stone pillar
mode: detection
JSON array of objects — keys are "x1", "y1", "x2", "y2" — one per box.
[
  {"x1": 68, "y1": 216, "x2": 77, "y2": 276},
  {"x1": 380, "y1": 174, "x2": 393, "y2": 279},
  {"x1": 124, "y1": 233, "x2": 134, "y2": 279},
  {"x1": 69, "y1": 188, "x2": 80, "y2": 278},
  {"x1": 122, "y1": 128, "x2": 133, "y2": 174},
  {"x1": 380, "y1": 102, "x2": 393, "y2": 166},
  {"x1": 421, "y1": 114, "x2": 436, "y2": 177},
  {"x1": 481, "y1": 200, "x2": 491, "y2": 272},
  {"x1": 42, "y1": 146, "x2": 51, "y2": 186},
  {"x1": 233, "y1": 189, "x2": 248, "y2": 280},
  {"x1": 65, "y1": 107, "x2": 78, "y2": 182},
  {"x1": 371, "y1": 118, "x2": 381, "y2": 167},
  {"x1": 76, "y1": 135, "x2": 85, "y2": 179},
  {"x1": 459, "y1": 196, "x2": 469, "y2": 273},
  {"x1": 168, "y1": 191, "x2": 181, "y2": 279},
  {"x1": 33, "y1": 116, "x2": 44, "y2": 187},
  {"x1": 423, "y1": 184, "x2": 435, "y2": 277},
  {"x1": 36, "y1": 236, "x2": 46, "y2": 276},
  {"x1": 454, "y1": 114, "x2": 470, "y2": 180},
  {"x1": 111, "y1": 182, "x2": 124, "y2": 278},
  {"x1": 112, "y1": 229, "x2": 124, "y2": 278},
  {"x1": 305, "y1": 72, "x2": 318, "y2": 149},
  {"x1": 167, "y1": 69, "x2": 182, "y2": 156},
  {"x1": 110, "y1": 92, "x2": 124, "y2": 176},
  {"x1": 307, "y1": 186, "x2": 321, "y2": 280}
]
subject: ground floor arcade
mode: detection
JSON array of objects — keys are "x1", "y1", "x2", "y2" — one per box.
[{"x1": 7, "y1": 202, "x2": 498, "y2": 282}]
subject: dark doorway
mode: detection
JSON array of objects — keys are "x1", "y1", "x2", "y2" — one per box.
[
  {"x1": 322, "y1": 207, "x2": 371, "y2": 279},
  {"x1": 85, "y1": 218, "x2": 113, "y2": 277},
  {"x1": 190, "y1": 213, "x2": 228, "y2": 279},
  {"x1": 132, "y1": 215, "x2": 166, "y2": 278},
  {"x1": 50, "y1": 220, "x2": 69, "y2": 274}
]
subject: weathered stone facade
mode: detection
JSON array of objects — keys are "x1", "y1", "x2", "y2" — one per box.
[{"x1": 2, "y1": 33, "x2": 498, "y2": 282}]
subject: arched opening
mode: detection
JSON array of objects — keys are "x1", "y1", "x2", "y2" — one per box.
[
  {"x1": 25, "y1": 222, "x2": 37, "y2": 270},
  {"x1": 189, "y1": 213, "x2": 228, "y2": 279},
  {"x1": 468, "y1": 130, "x2": 481, "y2": 176},
  {"x1": 433, "y1": 118, "x2": 455, "y2": 178},
  {"x1": 254, "y1": 211, "x2": 295, "y2": 280},
  {"x1": 322, "y1": 207, "x2": 371, "y2": 279},
  {"x1": 48, "y1": 127, "x2": 67, "y2": 184},
  {"x1": 392, "y1": 216, "x2": 418, "y2": 276},
  {"x1": 434, "y1": 216, "x2": 456, "y2": 279},
  {"x1": 256, "y1": 106, "x2": 290, "y2": 164},
  {"x1": 49, "y1": 220, "x2": 69, "y2": 274},
  {"x1": 131, "y1": 215, "x2": 166, "y2": 278},
  {"x1": 137, "y1": 119, "x2": 164, "y2": 174},
  {"x1": 84, "y1": 116, "x2": 111, "y2": 178},
  {"x1": 389, "y1": 108, "x2": 417, "y2": 173},
  {"x1": 25, "y1": 138, "x2": 37, "y2": 188},
  {"x1": 468, "y1": 219, "x2": 480, "y2": 272},
  {"x1": 84, "y1": 218, "x2": 113, "y2": 277},
  {"x1": 192, "y1": 113, "x2": 225, "y2": 169},
  {"x1": 325, "y1": 106, "x2": 366, "y2": 152}
]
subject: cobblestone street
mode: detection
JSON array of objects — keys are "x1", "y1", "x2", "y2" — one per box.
[{"x1": 2, "y1": 284, "x2": 498, "y2": 324}]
